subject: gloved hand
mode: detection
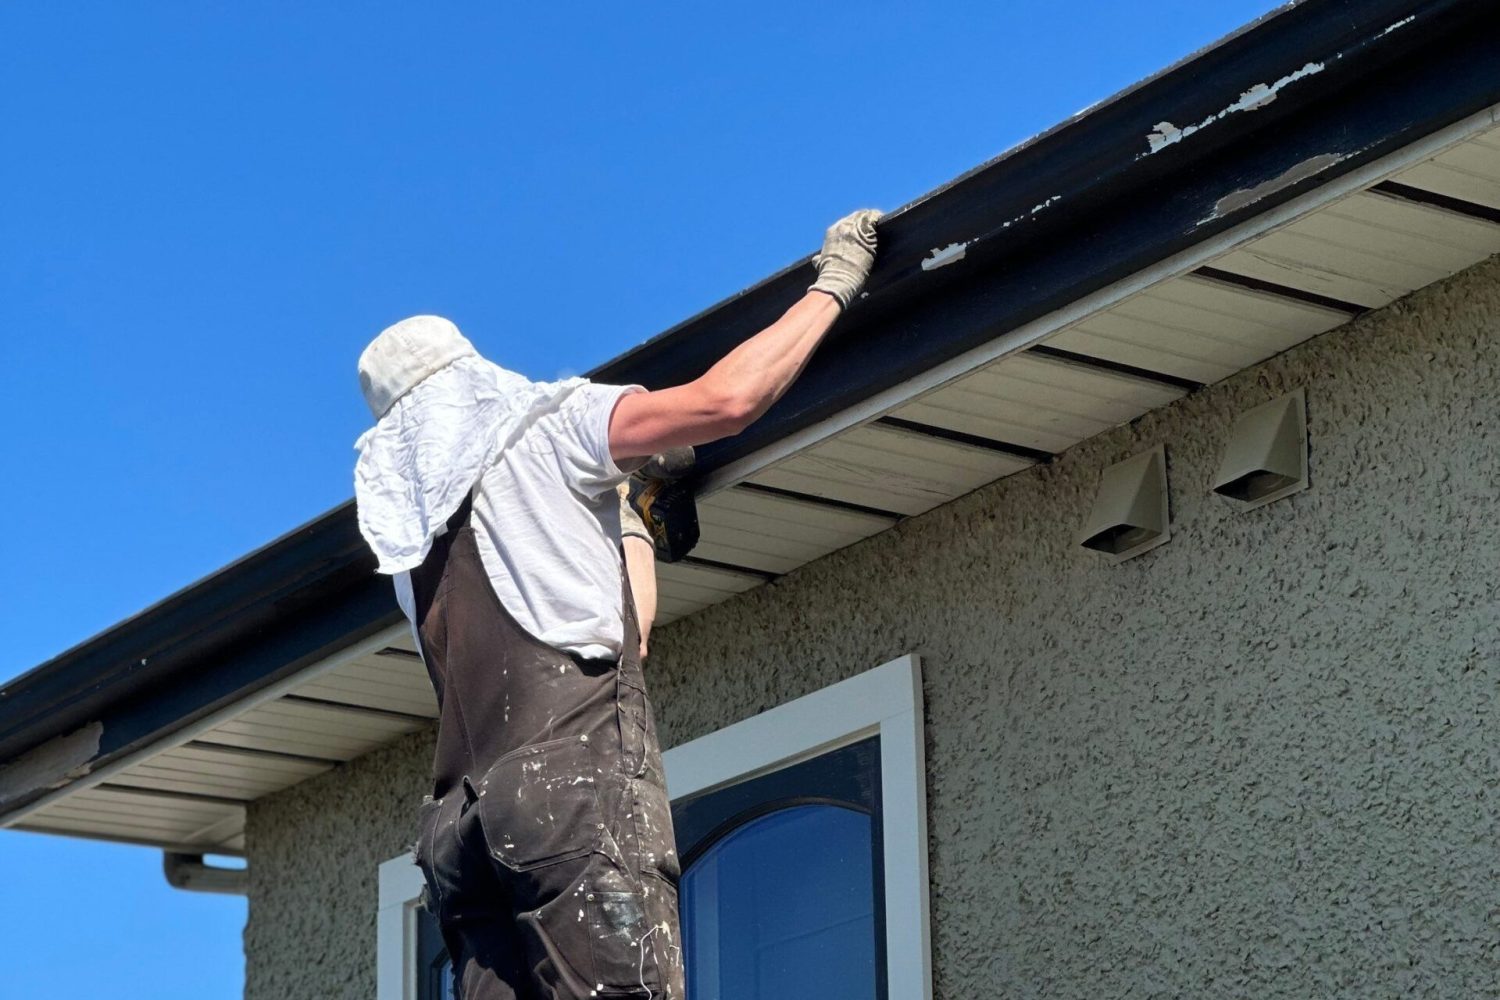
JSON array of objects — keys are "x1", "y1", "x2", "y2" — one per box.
[
  {"x1": 638, "y1": 446, "x2": 695, "y2": 481},
  {"x1": 624, "y1": 446, "x2": 699, "y2": 563},
  {"x1": 617, "y1": 481, "x2": 651, "y2": 545},
  {"x1": 809, "y1": 208, "x2": 882, "y2": 309}
]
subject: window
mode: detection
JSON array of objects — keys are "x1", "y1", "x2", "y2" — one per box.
[
  {"x1": 377, "y1": 849, "x2": 433, "y2": 1000},
  {"x1": 376, "y1": 861, "x2": 454, "y2": 1000},
  {"x1": 378, "y1": 655, "x2": 930, "y2": 1000},
  {"x1": 662, "y1": 654, "x2": 931, "y2": 1000},
  {"x1": 414, "y1": 909, "x2": 455, "y2": 1000},
  {"x1": 675, "y1": 738, "x2": 885, "y2": 999}
]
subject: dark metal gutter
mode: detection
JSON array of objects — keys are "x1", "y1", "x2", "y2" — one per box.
[
  {"x1": 4, "y1": 0, "x2": 1498, "y2": 823},
  {"x1": 0, "y1": 501, "x2": 401, "y2": 814}
]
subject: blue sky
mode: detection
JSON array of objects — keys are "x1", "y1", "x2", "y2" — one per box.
[{"x1": 0, "y1": 3, "x2": 1279, "y2": 995}]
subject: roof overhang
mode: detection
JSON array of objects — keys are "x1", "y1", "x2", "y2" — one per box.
[{"x1": 3, "y1": 0, "x2": 1498, "y2": 852}]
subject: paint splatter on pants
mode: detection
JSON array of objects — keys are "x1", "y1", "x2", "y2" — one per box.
[{"x1": 407, "y1": 496, "x2": 684, "y2": 999}]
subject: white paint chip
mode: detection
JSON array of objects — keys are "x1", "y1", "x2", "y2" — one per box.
[
  {"x1": 1381, "y1": 15, "x2": 1415, "y2": 36},
  {"x1": 1145, "y1": 61, "x2": 1327, "y2": 155},
  {"x1": 921, "y1": 242, "x2": 968, "y2": 271}
]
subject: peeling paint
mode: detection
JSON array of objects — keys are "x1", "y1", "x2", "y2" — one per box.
[
  {"x1": 0, "y1": 721, "x2": 103, "y2": 807},
  {"x1": 1147, "y1": 121, "x2": 1186, "y2": 153},
  {"x1": 921, "y1": 242, "x2": 968, "y2": 271},
  {"x1": 1201, "y1": 151, "x2": 1348, "y2": 223},
  {"x1": 921, "y1": 194, "x2": 1061, "y2": 272},
  {"x1": 1381, "y1": 15, "x2": 1415, "y2": 37},
  {"x1": 1146, "y1": 61, "x2": 1327, "y2": 154}
]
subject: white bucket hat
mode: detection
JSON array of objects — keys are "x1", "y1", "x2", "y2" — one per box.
[
  {"x1": 358, "y1": 315, "x2": 477, "y2": 419},
  {"x1": 353, "y1": 315, "x2": 587, "y2": 574}
]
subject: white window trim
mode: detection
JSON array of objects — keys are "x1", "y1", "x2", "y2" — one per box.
[
  {"x1": 376, "y1": 653, "x2": 931, "y2": 1000},
  {"x1": 377, "y1": 847, "x2": 429, "y2": 1000},
  {"x1": 663, "y1": 653, "x2": 932, "y2": 1000}
]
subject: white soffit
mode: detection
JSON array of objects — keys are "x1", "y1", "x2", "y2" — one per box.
[
  {"x1": 10, "y1": 628, "x2": 428, "y2": 854},
  {"x1": 1044, "y1": 273, "x2": 1352, "y2": 383},
  {"x1": 890, "y1": 353, "x2": 1185, "y2": 452},
  {"x1": 690, "y1": 487, "x2": 897, "y2": 577},
  {"x1": 1209, "y1": 187, "x2": 1500, "y2": 308},
  {"x1": 747, "y1": 423, "x2": 1035, "y2": 517},
  {"x1": 16, "y1": 785, "x2": 247, "y2": 855},
  {"x1": 1395, "y1": 129, "x2": 1500, "y2": 209},
  {"x1": 655, "y1": 559, "x2": 766, "y2": 625}
]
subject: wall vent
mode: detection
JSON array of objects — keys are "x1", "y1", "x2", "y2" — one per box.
[
  {"x1": 1212, "y1": 388, "x2": 1308, "y2": 509},
  {"x1": 1079, "y1": 444, "x2": 1170, "y2": 562}
]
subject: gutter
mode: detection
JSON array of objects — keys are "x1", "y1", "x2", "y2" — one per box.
[{"x1": 163, "y1": 852, "x2": 248, "y2": 896}]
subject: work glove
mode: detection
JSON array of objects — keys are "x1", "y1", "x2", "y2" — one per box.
[
  {"x1": 624, "y1": 446, "x2": 699, "y2": 563},
  {"x1": 617, "y1": 482, "x2": 651, "y2": 545},
  {"x1": 809, "y1": 208, "x2": 882, "y2": 309}
]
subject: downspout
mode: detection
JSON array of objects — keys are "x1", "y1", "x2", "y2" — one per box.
[{"x1": 163, "y1": 852, "x2": 248, "y2": 896}]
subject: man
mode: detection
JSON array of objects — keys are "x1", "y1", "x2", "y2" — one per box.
[{"x1": 353, "y1": 209, "x2": 880, "y2": 1000}]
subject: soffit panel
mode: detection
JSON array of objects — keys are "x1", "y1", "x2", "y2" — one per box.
[
  {"x1": 890, "y1": 353, "x2": 1186, "y2": 453},
  {"x1": 689, "y1": 487, "x2": 896, "y2": 576},
  {"x1": 107, "y1": 746, "x2": 328, "y2": 800},
  {"x1": 1206, "y1": 187, "x2": 1500, "y2": 309},
  {"x1": 1045, "y1": 273, "x2": 1352, "y2": 383},
  {"x1": 17, "y1": 787, "x2": 244, "y2": 852},
  {"x1": 1391, "y1": 133, "x2": 1500, "y2": 209},
  {"x1": 199, "y1": 698, "x2": 428, "y2": 761},
  {"x1": 294, "y1": 648, "x2": 438, "y2": 719},
  {"x1": 654, "y1": 560, "x2": 766, "y2": 625},
  {"x1": 748, "y1": 424, "x2": 1035, "y2": 517}
]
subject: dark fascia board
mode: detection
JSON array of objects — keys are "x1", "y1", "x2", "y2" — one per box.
[
  {"x1": 3, "y1": 0, "x2": 1498, "y2": 820},
  {"x1": 0, "y1": 502, "x2": 401, "y2": 793}
]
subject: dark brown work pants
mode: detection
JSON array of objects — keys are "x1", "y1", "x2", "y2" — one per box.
[{"x1": 407, "y1": 496, "x2": 683, "y2": 999}]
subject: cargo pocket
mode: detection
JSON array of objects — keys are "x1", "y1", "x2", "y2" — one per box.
[
  {"x1": 616, "y1": 680, "x2": 650, "y2": 778},
  {"x1": 411, "y1": 796, "x2": 446, "y2": 915},
  {"x1": 476, "y1": 736, "x2": 602, "y2": 872},
  {"x1": 588, "y1": 890, "x2": 663, "y2": 995}
]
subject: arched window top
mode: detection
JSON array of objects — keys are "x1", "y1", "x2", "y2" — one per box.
[{"x1": 682, "y1": 803, "x2": 879, "y2": 1000}]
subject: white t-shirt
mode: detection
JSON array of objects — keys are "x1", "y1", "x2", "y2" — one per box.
[{"x1": 392, "y1": 382, "x2": 644, "y2": 660}]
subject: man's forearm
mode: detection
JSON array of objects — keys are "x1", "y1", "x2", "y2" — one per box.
[
  {"x1": 696, "y1": 290, "x2": 842, "y2": 429},
  {"x1": 608, "y1": 209, "x2": 881, "y2": 461},
  {"x1": 608, "y1": 291, "x2": 843, "y2": 456}
]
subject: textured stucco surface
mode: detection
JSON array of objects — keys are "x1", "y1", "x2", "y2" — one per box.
[
  {"x1": 243, "y1": 726, "x2": 436, "y2": 1000},
  {"x1": 245, "y1": 256, "x2": 1500, "y2": 998}
]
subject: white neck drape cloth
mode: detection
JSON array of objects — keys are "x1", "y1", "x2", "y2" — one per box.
[{"x1": 353, "y1": 355, "x2": 587, "y2": 574}]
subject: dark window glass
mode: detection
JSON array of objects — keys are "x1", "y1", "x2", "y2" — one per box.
[
  {"x1": 416, "y1": 907, "x2": 455, "y2": 1000},
  {"x1": 681, "y1": 804, "x2": 876, "y2": 999},
  {"x1": 673, "y1": 736, "x2": 885, "y2": 1000}
]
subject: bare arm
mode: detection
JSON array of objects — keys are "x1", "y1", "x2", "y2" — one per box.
[
  {"x1": 609, "y1": 291, "x2": 842, "y2": 460},
  {"x1": 623, "y1": 535, "x2": 658, "y2": 658},
  {"x1": 618, "y1": 482, "x2": 659, "y2": 657},
  {"x1": 609, "y1": 209, "x2": 881, "y2": 461}
]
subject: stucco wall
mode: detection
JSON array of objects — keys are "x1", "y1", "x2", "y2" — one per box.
[{"x1": 244, "y1": 255, "x2": 1500, "y2": 999}]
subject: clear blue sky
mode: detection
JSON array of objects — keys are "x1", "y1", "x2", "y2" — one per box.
[{"x1": 0, "y1": 3, "x2": 1278, "y2": 995}]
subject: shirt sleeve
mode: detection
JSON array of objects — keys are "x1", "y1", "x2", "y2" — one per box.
[{"x1": 548, "y1": 382, "x2": 647, "y2": 499}]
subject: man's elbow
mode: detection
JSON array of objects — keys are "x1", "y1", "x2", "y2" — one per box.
[{"x1": 702, "y1": 386, "x2": 761, "y2": 438}]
